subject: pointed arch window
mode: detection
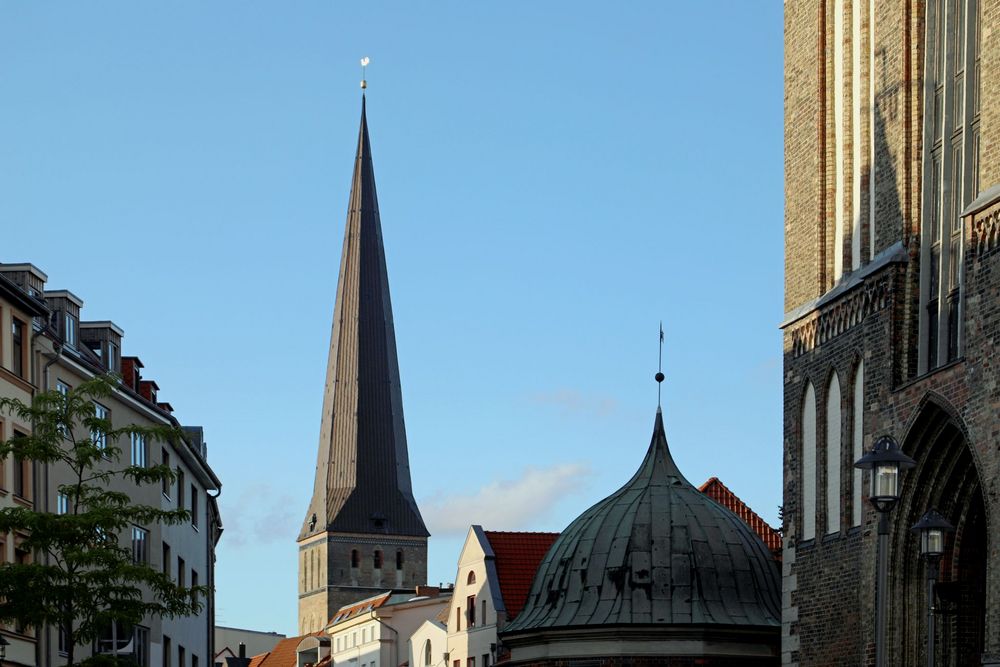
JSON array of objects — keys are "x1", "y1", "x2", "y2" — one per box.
[
  {"x1": 396, "y1": 550, "x2": 404, "y2": 570},
  {"x1": 423, "y1": 640, "x2": 432, "y2": 666},
  {"x1": 852, "y1": 361, "x2": 864, "y2": 526},
  {"x1": 373, "y1": 550, "x2": 383, "y2": 569},
  {"x1": 919, "y1": 0, "x2": 981, "y2": 372},
  {"x1": 826, "y1": 373, "x2": 842, "y2": 534},
  {"x1": 802, "y1": 382, "x2": 818, "y2": 541},
  {"x1": 350, "y1": 549, "x2": 359, "y2": 569}
]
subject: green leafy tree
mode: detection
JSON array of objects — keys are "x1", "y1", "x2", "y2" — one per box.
[{"x1": 0, "y1": 375, "x2": 208, "y2": 666}]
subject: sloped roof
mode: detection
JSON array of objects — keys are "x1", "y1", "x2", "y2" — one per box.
[
  {"x1": 483, "y1": 531, "x2": 560, "y2": 620},
  {"x1": 505, "y1": 409, "x2": 781, "y2": 633},
  {"x1": 250, "y1": 633, "x2": 320, "y2": 667},
  {"x1": 329, "y1": 590, "x2": 393, "y2": 626},
  {"x1": 699, "y1": 477, "x2": 782, "y2": 557}
]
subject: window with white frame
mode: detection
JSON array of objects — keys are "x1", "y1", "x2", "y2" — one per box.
[
  {"x1": 131, "y1": 526, "x2": 149, "y2": 564},
  {"x1": 131, "y1": 432, "x2": 147, "y2": 467},
  {"x1": 920, "y1": 0, "x2": 982, "y2": 372},
  {"x1": 92, "y1": 402, "x2": 109, "y2": 451},
  {"x1": 57, "y1": 493, "x2": 70, "y2": 515}
]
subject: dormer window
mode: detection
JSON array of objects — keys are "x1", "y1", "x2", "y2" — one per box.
[{"x1": 107, "y1": 341, "x2": 118, "y2": 373}]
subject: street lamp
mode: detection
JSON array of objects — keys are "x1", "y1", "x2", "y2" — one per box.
[
  {"x1": 911, "y1": 509, "x2": 954, "y2": 667},
  {"x1": 855, "y1": 434, "x2": 916, "y2": 667}
]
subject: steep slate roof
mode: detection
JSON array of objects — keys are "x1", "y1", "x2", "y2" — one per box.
[
  {"x1": 300, "y1": 96, "x2": 428, "y2": 539},
  {"x1": 505, "y1": 409, "x2": 781, "y2": 632},
  {"x1": 699, "y1": 477, "x2": 782, "y2": 557},
  {"x1": 483, "y1": 531, "x2": 560, "y2": 621}
]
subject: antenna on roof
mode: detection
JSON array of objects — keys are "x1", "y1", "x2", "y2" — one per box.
[
  {"x1": 360, "y1": 56, "x2": 370, "y2": 90},
  {"x1": 656, "y1": 321, "x2": 665, "y2": 410}
]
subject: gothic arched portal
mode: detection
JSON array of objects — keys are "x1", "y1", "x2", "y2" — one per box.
[{"x1": 889, "y1": 396, "x2": 987, "y2": 666}]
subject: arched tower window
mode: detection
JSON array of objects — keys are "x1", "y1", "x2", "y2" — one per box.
[
  {"x1": 919, "y1": 0, "x2": 981, "y2": 372},
  {"x1": 852, "y1": 360, "x2": 864, "y2": 526},
  {"x1": 826, "y1": 372, "x2": 842, "y2": 534},
  {"x1": 374, "y1": 550, "x2": 383, "y2": 569},
  {"x1": 350, "y1": 549, "x2": 359, "y2": 568},
  {"x1": 396, "y1": 550, "x2": 404, "y2": 570},
  {"x1": 802, "y1": 382, "x2": 818, "y2": 541},
  {"x1": 467, "y1": 570, "x2": 476, "y2": 585}
]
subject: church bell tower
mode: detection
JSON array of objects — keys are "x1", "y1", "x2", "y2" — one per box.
[{"x1": 297, "y1": 94, "x2": 429, "y2": 634}]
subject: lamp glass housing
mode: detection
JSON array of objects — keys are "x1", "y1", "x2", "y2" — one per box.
[
  {"x1": 921, "y1": 528, "x2": 946, "y2": 557},
  {"x1": 871, "y1": 462, "x2": 900, "y2": 500}
]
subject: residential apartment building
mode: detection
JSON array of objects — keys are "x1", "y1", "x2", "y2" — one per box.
[
  {"x1": 0, "y1": 262, "x2": 223, "y2": 667},
  {"x1": 0, "y1": 268, "x2": 49, "y2": 666},
  {"x1": 782, "y1": 0, "x2": 999, "y2": 663}
]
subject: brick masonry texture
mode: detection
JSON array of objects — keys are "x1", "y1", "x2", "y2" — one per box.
[{"x1": 783, "y1": 0, "x2": 1000, "y2": 665}]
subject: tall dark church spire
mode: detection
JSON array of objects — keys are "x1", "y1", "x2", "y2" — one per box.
[{"x1": 297, "y1": 95, "x2": 428, "y2": 634}]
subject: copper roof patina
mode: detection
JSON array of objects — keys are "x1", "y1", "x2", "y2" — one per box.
[{"x1": 505, "y1": 408, "x2": 781, "y2": 632}]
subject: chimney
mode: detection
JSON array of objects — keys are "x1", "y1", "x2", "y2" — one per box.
[
  {"x1": 239, "y1": 644, "x2": 246, "y2": 659},
  {"x1": 415, "y1": 585, "x2": 440, "y2": 598}
]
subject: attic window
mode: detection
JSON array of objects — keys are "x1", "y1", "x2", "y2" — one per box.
[{"x1": 467, "y1": 571, "x2": 476, "y2": 585}]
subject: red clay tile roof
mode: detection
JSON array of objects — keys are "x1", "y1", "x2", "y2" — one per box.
[
  {"x1": 699, "y1": 477, "x2": 782, "y2": 558},
  {"x1": 329, "y1": 590, "x2": 392, "y2": 626},
  {"x1": 483, "y1": 530, "x2": 560, "y2": 621},
  {"x1": 250, "y1": 633, "x2": 319, "y2": 667}
]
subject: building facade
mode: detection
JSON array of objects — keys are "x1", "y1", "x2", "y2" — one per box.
[
  {"x1": 297, "y1": 96, "x2": 429, "y2": 634},
  {"x1": 0, "y1": 262, "x2": 223, "y2": 667},
  {"x1": 782, "y1": 0, "x2": 999, "y2": 664},
  {"x1": 0, "y1": 268, "x2": 49, "y2": 666}
]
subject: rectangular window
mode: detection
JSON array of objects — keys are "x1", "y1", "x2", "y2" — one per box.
[
  {"x1": 178, "y1": 645, "x2": 185, "y2": 667},
  {"x1": 58, "y1": 621, "x2": 70, "y2": 655},
  {"x1": 107, "y1": 341, "x2": 118, "y2": 372},
  {"x1": 11, "y1": 318, "x2": 24, "y2": 378},
  {"x1": 178, "y1": 556, "x2": 186, "y2": 586},
  {"x1": 92, "y1": 403, "x2": 109, "y2": 451},
  {"x1": 56, "y1": 381, "x2": 71, "y2": 435},
  {"x1": 467, "y1": 658, "x2": 476, "y2": 667},
  {"x1": 192, "y1": 569, "x2": 199, "y2": 602},
  {"x1": 456, "y1": 607, "x2": 461, "y2": 632},
  {"x1": 163, "y1": 542, "x2": 171, "y2": 576},
  {"x1": 134, "y1": 626, "x2": 150, "y2": 667},
  {"x1": 163, "y1": 636, "x2": 171, "y2": 667},
  {"x1": 467, "y1": 595, "x2": 476, "y2": 627},
  {"x1": 162, "y1": 449, "x2": 171, "y2": 497},
  {"x1": 57, "y1": 493, "x2": 70, "y2": 515},
  {"x1": 13, "y1": 430, "x2": 29, "y2": 499},
  {"x1": 192, "y1": 655, "x2": 198, "y2": 667},
  {"x1": 131, "y1": 526, "x2": 149, "y2": 564},
  {"x1": 191, "y1": 484, "x2": 198, "y2": 528},
  {"x1": 482, "y1": 599, "x2": 487, "y2": 626},
  {"x1": 177, "y1": 468, "x2": 185, "y2": 510},
  {"x1": 64, "y1": 313, "x2": 77, "y2": 348},
  {"x1": 132, "y1": 432, "x2": 147, "y2": 467},
  {"x1": 482, "y1": 655, "x2": 490, "y2": 667}
]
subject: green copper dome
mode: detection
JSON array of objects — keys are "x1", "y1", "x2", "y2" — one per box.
[{"x1": 505, "y1": 408, "x2": 781, "y2": 632}]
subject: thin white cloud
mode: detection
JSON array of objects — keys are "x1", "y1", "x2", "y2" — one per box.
[
  {"x1": 420, "y1": 463, "x2": 592, "y2": 536},
  {"x1": 219, "y1": 481, "x2": 298, "y2": 548},
  {"x1": 528, "y1": 388, "x2": 618, "y2": 417}
]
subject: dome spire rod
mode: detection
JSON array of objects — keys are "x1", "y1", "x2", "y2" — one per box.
[
  {"x1": 360, "y1": 56, "x2": 370, "y2": 90},
  {"x1": 656, "y1": 321, "x2": 665, "y2": 409}
]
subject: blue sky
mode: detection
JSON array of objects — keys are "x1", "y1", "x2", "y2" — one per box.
[{"x1": 1, "y1": 2, "x2": 784, "y2": 636}]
